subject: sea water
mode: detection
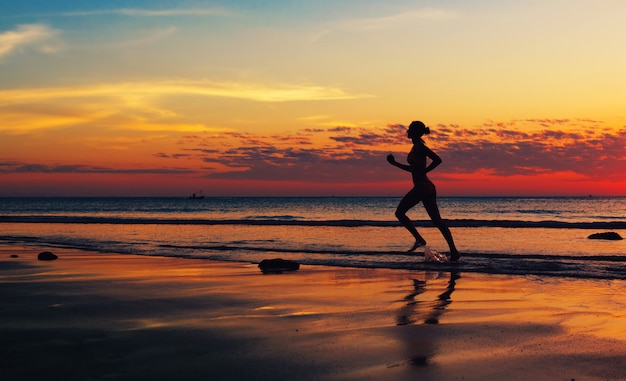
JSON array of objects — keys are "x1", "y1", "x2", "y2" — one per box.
[{"x1": 1, "y1": 197, "x2": 625, "y2": 279}]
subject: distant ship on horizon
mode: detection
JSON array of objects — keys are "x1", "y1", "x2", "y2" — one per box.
[{"x1": 189, "y1": 191, "x2": 205, "y2": 199}]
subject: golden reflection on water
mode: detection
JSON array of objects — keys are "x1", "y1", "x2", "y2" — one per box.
[
  {"x1": 8, "y1": 244, "x2": 626, "y2": 381},
  {"x1": 10, "y1": 248, "x2": 626, "y2": 343},
  {"x1": 394, "y1": 270, "x2": 626, "y2": 341},
  {"x1": 522, "y1": 277, "x2": 626, "y2": 340}
]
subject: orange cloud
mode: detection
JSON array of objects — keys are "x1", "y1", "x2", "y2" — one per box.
[
  {"x1": 2, "y1": 118, "x2": 625, "y2": 196},
  {"x1": 146, "y1": 121, "x2": 626, "y2": 189}
]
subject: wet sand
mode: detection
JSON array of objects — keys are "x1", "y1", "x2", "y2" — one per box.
[{"x1": 2, "y1": 245, "x2": 626, "y2": 380}]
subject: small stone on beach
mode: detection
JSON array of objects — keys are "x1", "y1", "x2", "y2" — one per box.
[
  {"x1": 588, "y1": 232, "x2": 623, "y2": 241},
  {"x1": 37, "y1": 251, "x2": 58, "y2": 261},
  {"x1": 258, "y1": 258, "x2": 300, "y2": 273}
]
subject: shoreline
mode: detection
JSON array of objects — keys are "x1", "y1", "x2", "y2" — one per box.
[
  {"x1": 3, "y1": 215, "x2": 626, "y2": 229},
  {"x1": 2, "y1": 245, "x2": 626, "y2": 380}
]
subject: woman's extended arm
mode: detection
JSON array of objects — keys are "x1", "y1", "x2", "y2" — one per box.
[{"x1": 387, "y1": 154, "x2": 411, "y2": 172}]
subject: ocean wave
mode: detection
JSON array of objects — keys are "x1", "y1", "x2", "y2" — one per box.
[
  {"x1": 1, "y1": 215, "x2": 625, "y2": 229},
  {"x1": 516, "y1": 209, "x2": 560, "y2": 215},
  {"x1": 243, "y1": 215, "x2": 304, "y2": 220}
]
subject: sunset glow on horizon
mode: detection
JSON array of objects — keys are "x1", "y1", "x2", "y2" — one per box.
[{"x1": 1, "y1": 1, "x2": 625, "y2": 197}]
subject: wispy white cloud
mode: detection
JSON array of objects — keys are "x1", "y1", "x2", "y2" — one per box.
[
  {"x1": 0, "y1": 80, "x2": 372, "y2": 132},
  {"x1": 0, "y1": 24, "x2": 61, "y2": 59},
  {"x1": 51, "y1": 8, "x2": 235, "y2": 18},
  {"x1": 0, "y1": 80, "x2": 371, "y2": 105},
  {"x1": 115, "y1": 26, "x2": 178, "y2": 47},
  {"x1": 341, "y1": 8, "x2": 458, "y2": 32}
]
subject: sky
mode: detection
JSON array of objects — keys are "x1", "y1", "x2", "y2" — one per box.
[{"x1": 1, "y1": 0, "x2": 625, "y2": 197}]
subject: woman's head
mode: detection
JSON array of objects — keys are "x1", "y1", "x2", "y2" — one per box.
[{"x1": 407, "y1": 121, "x2": 430, "y2": 138}]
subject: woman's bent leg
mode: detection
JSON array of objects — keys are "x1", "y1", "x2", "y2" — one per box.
[{"x1": 395, "y1": 189, "x2": 427, "y2": 251}]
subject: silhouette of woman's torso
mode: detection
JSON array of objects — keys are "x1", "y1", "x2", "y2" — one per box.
[{"x1": 408, "y1": 143, "x2": 430, "y2": 185}]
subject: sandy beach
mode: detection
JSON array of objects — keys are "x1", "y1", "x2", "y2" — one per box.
[{"x1": 2, "y1": 246, "x2": 626, "y2": 380}]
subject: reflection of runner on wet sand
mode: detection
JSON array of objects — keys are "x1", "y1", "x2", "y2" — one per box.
[
  {"x1": 397, "y1": 271, "x2": 460, "y2": 326},
  {"x1": 393, "y1": 271, "x2": 460, "y2": 367}
]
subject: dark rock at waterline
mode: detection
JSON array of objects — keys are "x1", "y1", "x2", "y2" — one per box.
[
  {"x1": 588, "y1": 232, "x2": 623, "y2": 241},
  {"x1": 259, "y1": 258, "x2": 300, "y2": 273},
  {"x1": 38, "y1": 251, "x2": 58, "y2": 261}
]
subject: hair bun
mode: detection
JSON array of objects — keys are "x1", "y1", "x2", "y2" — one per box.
[{"x1": 424, "y1": 127, "x2": 431, "y2": 134}]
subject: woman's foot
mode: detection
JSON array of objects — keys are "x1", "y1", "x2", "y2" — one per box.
[
  {"x1": 449, "y1": 251, "x2": 461, "y2": 262},
  {"x1": 408, "y1": 240, "x2": 427, "y2": 252}
]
